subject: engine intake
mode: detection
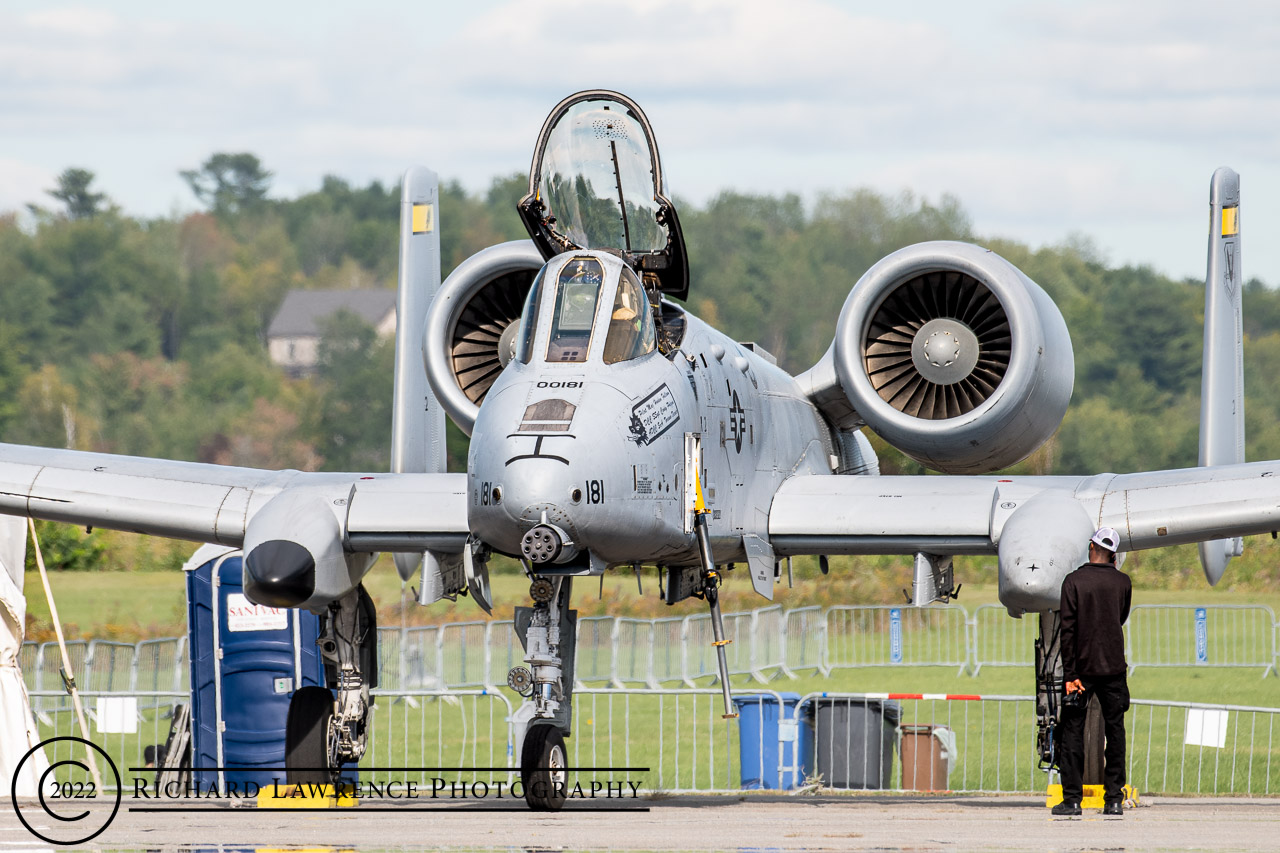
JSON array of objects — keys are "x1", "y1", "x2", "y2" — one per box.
[
  {"x1": 866, "y1": 271, "x2": 1009, "y2": 419},
  {"x1": 816, "y1": 241, "x2": 1073, "y2": 474},
  {"x1": 424, "y1": 241, "x2": 545, "y2": 434}
]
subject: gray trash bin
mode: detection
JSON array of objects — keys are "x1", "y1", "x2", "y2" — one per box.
[{"x1": 806, "y1": 698, "x2": 901, "y2": 789}]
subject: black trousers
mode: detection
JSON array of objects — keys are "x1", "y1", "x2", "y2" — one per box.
[{"x1": 1057, "y1": 673, "x2": 1129, "y2": 804}]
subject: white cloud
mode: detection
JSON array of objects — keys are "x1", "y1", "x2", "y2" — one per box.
[
  {"x1": 0, "y1": 0, "x2": 1278, "y2": 281},
  {"x1": 23, "y1": 6, "x2": 118, "y2": 36}
]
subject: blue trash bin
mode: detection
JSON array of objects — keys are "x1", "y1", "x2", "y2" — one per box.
[{"x1": 733, "y1": 692, "x2": 812, "y2": 789}]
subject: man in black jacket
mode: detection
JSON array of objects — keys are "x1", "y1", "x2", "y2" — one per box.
[{"x1": 1053, "y1": 527, "x2": 1132, "y2": 817}]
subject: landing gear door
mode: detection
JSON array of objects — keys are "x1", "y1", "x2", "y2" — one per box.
[{"x1": 684, "y1": 433, "x2": 701, "y2": 535}]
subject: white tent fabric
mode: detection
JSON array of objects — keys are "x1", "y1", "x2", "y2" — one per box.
[{"x1": 0, "y1": 517, "x2": 49, "y2": 797}]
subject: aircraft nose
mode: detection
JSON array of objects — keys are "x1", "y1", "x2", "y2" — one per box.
[
  {"x1": 476, "y1": 465, "x2": 582, "y2": 556},
  {"x1": 467, "y1": 380, "x2": 628, "y2": 558}
]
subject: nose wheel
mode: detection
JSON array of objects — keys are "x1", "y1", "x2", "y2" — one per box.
[{"x1": 521, "y1": 724, "x2": 568, "y2": 810}]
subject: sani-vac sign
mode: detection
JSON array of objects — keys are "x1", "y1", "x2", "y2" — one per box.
[{"x1": 225, "y1": 593, "x2": 289, "y2": 631}]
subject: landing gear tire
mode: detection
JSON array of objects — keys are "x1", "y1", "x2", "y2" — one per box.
[
  {"x1": 286, "y1": 685, "x2": 334, "y2": 786},
  {"x1": 521, "y1": 724, "x2": 568, "y2": 811}
]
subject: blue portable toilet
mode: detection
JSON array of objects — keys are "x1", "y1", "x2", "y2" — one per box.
[{"x1": 184, "y1": 544, "x2": 327, "y2": 794}]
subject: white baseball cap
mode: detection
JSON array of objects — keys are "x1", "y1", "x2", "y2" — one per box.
[{"x1": 1090, "y1": 527, "x2": 1120, "y2": 552}]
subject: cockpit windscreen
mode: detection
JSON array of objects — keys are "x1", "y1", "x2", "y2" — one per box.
[
  {"x1": 603, "y1": 265, "x2": 656, "y2": 364},
  {"x1": 545, "y1": 257, "x2": 603, "y2": 363}
]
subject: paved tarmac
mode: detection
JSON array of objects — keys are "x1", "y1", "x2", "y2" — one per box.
[{"x1": 5, "y1": 793, "x2": 1280, "y2": 851}]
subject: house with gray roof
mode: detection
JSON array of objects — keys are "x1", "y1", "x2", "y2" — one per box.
[{"x1": 267, "y1": 289, "x2": 397, "y2": 376}]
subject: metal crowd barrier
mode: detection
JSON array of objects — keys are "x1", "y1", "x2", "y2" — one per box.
[
  {"x1": 781, "y1": 605, "x2": 825, "y2": 677},
  {"x1": 485, "y1": 620, "x2": 523, "y2": 688},
  {"x1": 823, "y1": 605, "x2": 969, "y2": 675},
  {"x1": 1125, "y1": 698, "x2": 1279, "y2": 795},
  {"x1": 25, "y1": 690, "x2": 188, "y2": 792},
  {"x1": 1125, "y1": 604, "x2": 1277, "y2": 677},
  {"x1": 25, "y1": 685, "x2": 1280, "y2": 797},
  {"x1": 569, "y1": 687, "x2": 782, "y2": 793},
  {"x1": 363, "y1": 688, "x2": 514, "y2": 788},
  {"x1": 21, "y1": 602, "x2": 1280, "y2": 707},
  {"x1": 780, "y1": 692, "x2": 1280, "y2": 795},
  {"x1": 968, "y1": 603, "x2": 1037, "y2": 674},
  {"x1": 789, "y1": 692, "x2": 1038, "y2": 792},
  {"x1": 574, "y1": 616, "x2": 615, "y2": 684}
]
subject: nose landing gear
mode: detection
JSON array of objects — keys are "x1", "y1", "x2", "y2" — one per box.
[{"x1": 509, "y1": 576, "x2": 577, "y2": 810}]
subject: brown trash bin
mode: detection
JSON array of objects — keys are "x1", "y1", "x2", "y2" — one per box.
[{"x1": 900, "y1": 724, "x2": 953, "y2": 791}]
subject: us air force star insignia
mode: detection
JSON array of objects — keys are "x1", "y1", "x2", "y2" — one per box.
[{"x1": 729, "y1": 391, "x2": 746, "y2": 453}]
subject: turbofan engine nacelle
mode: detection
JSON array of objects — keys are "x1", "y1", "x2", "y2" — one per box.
[
  {"x1": 811, "y1": 242, "x2": 1073, "y2": 474},
  {"x1": 423, "y1": 241, "x2": 545, "y2": 436},
  {"x1": 243, "y1": 488, "x2": 374, "y2": 610}
]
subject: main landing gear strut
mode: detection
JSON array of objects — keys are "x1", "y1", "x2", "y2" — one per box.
[{"x1": 285, "y1": 586, "x2": 376, "y2": 789}]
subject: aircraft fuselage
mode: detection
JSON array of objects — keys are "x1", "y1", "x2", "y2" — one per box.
[{"x1": 467, "y1": 252, "x2": 831, "y2": 573}]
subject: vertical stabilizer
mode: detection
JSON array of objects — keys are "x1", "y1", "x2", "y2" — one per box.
[
  {"x1": 1198, "y1": 167, "x2": 1244, "y2": 585},
  {"x1": 391, "y1": 167, "x2": 446, "y2": 583}
]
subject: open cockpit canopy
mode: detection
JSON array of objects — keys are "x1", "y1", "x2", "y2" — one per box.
[{"x1": 519, "y1": 90, "x2": 689, "y2": 300}]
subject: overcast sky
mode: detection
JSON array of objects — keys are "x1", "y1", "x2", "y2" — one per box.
[{"x1": 2, "y1": 0, "x2": 1278, "y2": 284}]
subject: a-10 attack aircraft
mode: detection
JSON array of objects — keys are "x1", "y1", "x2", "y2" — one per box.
[{"x1": 0, "y1": 90, "x2": 1269, "y2": 809}]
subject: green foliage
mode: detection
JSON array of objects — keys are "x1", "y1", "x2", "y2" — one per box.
[
  {"x1": 47, "y1": 168, "x2": 108, "y2": 220},
  {"x1": 684, "y1": 189, "x2": 972, "y2": 368},
  {"x1": 181, "y1": 152, "x2": 273, "y2": 218},
  {"x1": 313, "y1": 311, "x2": 395, "y2": 471},
  {"x1": 25, "y1": 519, "x2": 106, "y2": 572},
  {"x1": 5, "y1": 156, "x2": 1280, "y2": 572}
]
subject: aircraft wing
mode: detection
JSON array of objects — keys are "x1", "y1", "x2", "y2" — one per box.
[
  {"x1": 769, "y1": 460, "x2": 1280, "y2": 556},
  {"x1": 0, "y1": 442, "x2": 469, "y2": 552}
]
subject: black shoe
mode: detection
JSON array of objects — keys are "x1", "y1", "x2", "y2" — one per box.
[
  {"x1": 1103, "y1": 802, "x2": 1123, "y2": 816},
  {"x1": 1052, "y1": 801, "x2": 1081, "y2": 816}
]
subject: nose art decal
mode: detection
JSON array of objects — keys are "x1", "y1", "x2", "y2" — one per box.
[{"x1": 628, "y1": 383, "x2": 679, "y2": 446}]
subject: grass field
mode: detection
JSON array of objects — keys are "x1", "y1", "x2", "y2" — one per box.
[
  {"x1": 35, "y1": 670, "x2": 1278, "y2": 796},
  {"x1": 26, "y1": 626, "x2": 1280, "y2": 797},
  {"x1": 22, "y1": 558, "x2": 1280, "y2": 798},
  {"x1": 22, "y1": 564, "x2": 1280, "y2": 712},
  {"x1": 23, "y1": 559, "x2": 1280, "y2": 640}
]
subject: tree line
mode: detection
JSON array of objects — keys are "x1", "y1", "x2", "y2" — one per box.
[{"x1": 5, "y1": 154, "x2": 1280, "y2": 571}]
